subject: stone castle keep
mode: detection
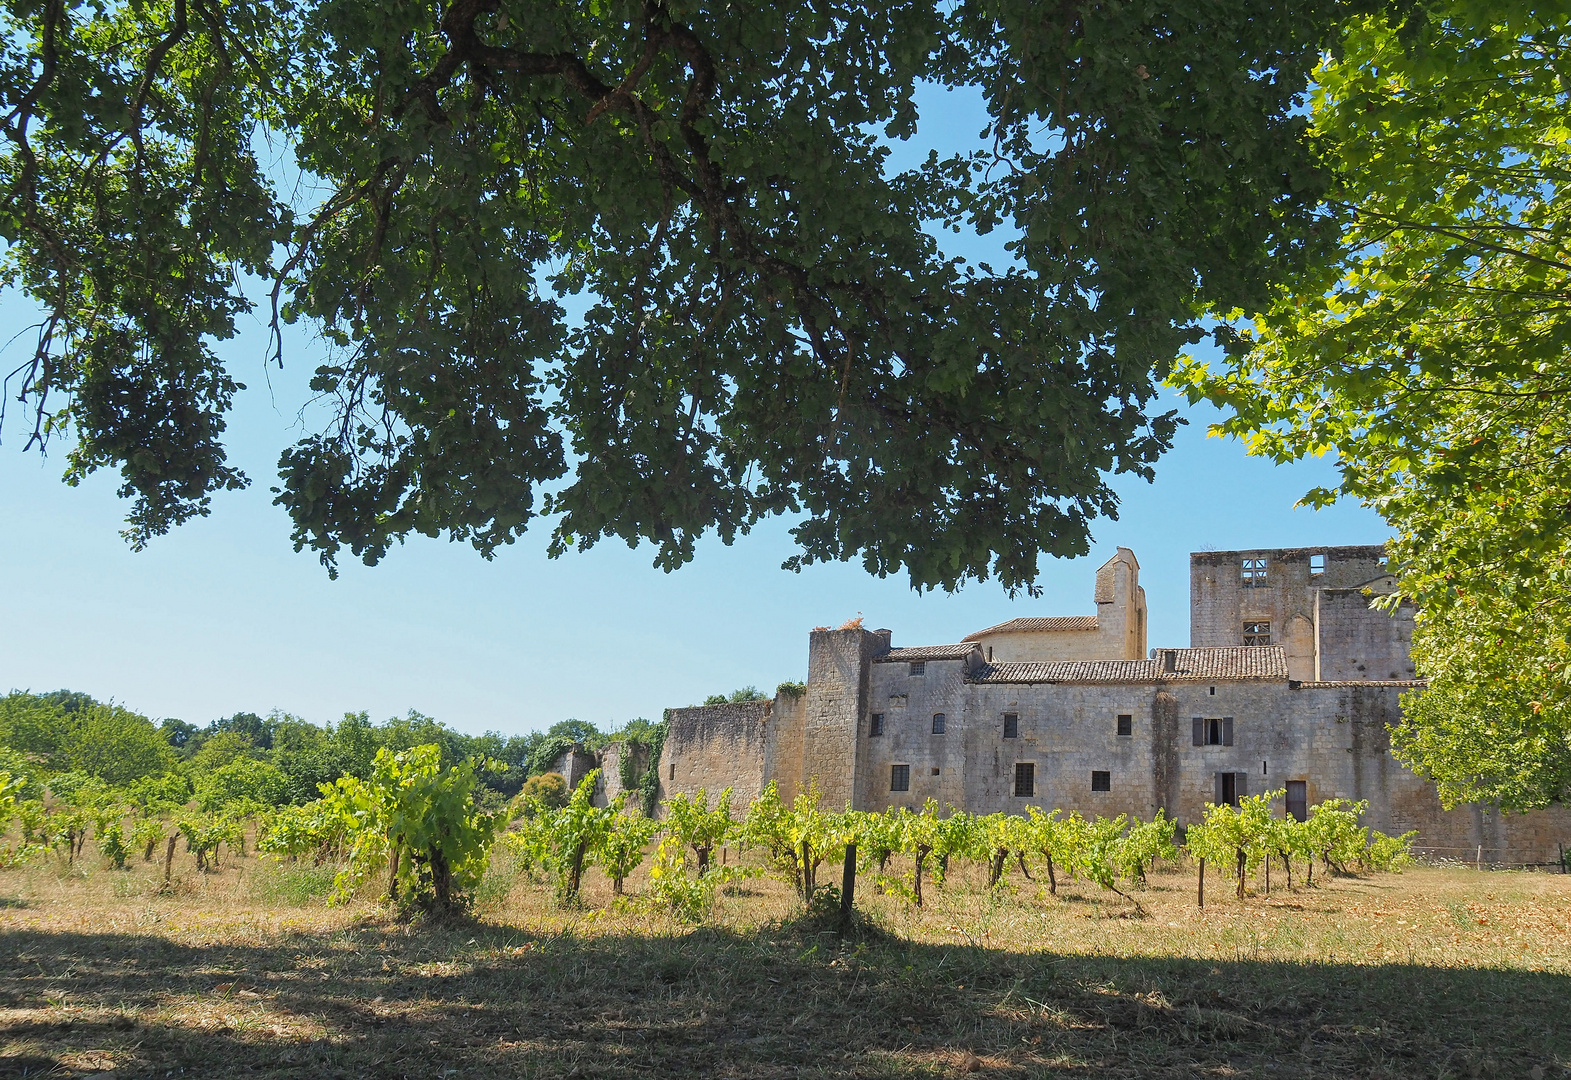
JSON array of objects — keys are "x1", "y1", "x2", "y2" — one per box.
[{"x1": 609, "y1": 544, "x2": 1567, "y2": 864}]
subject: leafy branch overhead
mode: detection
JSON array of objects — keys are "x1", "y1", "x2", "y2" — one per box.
[
  {"x1": 1173, "y1": 1, "x2": 1571, "y2": 809},
  {"x1": 0, "y1": 0, "x2": 1348, "y2": 591}
]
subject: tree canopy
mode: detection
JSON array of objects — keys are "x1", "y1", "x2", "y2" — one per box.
[
  {"x1": 0, "y1": 0, "x2": 1352, "y2": 591},
  {"x1": 1175, "y1": 0, "x2": 1571, "y2": 809}
]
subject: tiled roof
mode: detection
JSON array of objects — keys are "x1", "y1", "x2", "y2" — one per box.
[
  {"x1": 879, "y1": 643, "x2": 980, "y2": 663},
  {"x1": 1165, "y1": 646, "x2": 1288, "y2": 681},
  {"x1": 962, "y1": 615, "x2": 1098, "y2": 641},
  {"x1": 972, "y1": 659, "x2": 1157, "y2": 683},
  {"x1": 967, "y1": 646, "x2": 1289, "y2": 684}
]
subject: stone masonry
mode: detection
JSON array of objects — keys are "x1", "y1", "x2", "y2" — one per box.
[{"x1": 647, "y1": 545, "x2": 1570, "y2": 864}]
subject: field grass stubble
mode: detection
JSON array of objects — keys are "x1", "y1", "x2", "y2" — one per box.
[{"x1": 0, "y1": 849, "x2": 1567, "y2": 1079}]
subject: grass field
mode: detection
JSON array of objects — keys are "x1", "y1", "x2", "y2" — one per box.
[{"x1": 1, "y1": 848, "x2": 1567, "y2": 1079}]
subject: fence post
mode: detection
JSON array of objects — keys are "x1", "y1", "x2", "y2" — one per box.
[
  {"x1": 161, "y1": 835, "x2": 177, "y2": 889},
  {"x1": 838, "y1": 843, "x2": 857, "y2": 934},
  {"x1": 1197, "y1": 857, "x2": 1204, "y2": 910}
]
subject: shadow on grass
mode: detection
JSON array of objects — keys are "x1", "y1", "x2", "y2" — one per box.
[{"x1": 0, "y1": 918, "x2": 1565, "y2": 1079}]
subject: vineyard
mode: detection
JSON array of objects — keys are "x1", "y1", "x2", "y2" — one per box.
[{"x1": 3, "y1": 745, "x2": 1570, "y2": 1078}]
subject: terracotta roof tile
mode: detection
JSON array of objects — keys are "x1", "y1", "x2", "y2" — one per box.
[
  {"x1": 967, "y1": 646, "x2": 1289, "y2": 684},
  {"x1": 962, "y1": 615, "x2": 1099, "y2": 641},
  {"x1": 1165, "y1": 646, "x2": 1288, "y2": 681},
  {"x1": 879, "y1": 643, "x2": 980, "y2": 663},
  {"x1": 972, "y1": 659, "x2": 1158, "y2": 683}
]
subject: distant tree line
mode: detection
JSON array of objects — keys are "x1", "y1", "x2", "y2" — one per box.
[{"x1": 0, "y1": 689, "x2": 655, "y2": 811}]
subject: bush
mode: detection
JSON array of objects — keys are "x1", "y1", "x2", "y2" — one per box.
[{"x1": 520, "y1": 772, "x2": 568, "y2": 809}]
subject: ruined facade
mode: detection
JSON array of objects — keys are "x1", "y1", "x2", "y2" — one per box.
[{"x1": 642, "y1": 545, "x2": 1569, "y2": 865}]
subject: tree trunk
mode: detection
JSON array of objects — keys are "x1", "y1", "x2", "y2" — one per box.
[
  {"x1": 1045, "y1": 852, "x2": 1057, "y2": 895},
  {"x1": 914, "y1": 847, "x2": 929, "y2": 908},
  {"x1": 838, "y1": 843, "x2": 857, "y2": 934},
  {"x1": 1306, "y1": 859, "x2": 1314, "y2": 888},
  {"x1": 1236, "y1": 848, "x2": 1246, "y2": 900},
  {"x1": 613, "y1": 876, "x2": 624, "y2": 896},
  {"x1": 1265, "y1": 854, "x2": 1270, "y2": 894},
  {"x1": 696, "y1": 844, "x2": 711, "y2": 877},
  {"x1": 431, "y1": 849, "x2": 453, "y2": 914},
  {"x1": 989, "y1": 849, "x2": 1007, "y2": 888},
  {"x1": 568, "y1": 841, "x2": 587, "y2": 900},
  {"x1": 143, "y1": 837, "x2": 158, "y2": 862},
  {"x1": 938, "y1": 853, "x2": 949, "y2": 881},
  {"x1": 1016, "y1": 851, "x2": 1033, "y2": 880},
  {"x1": 388, "y1": 844, "x2": 401, "y2": 902},
  {"x1": 162, "y1": 836, "x2": 177, "y2": 888}
]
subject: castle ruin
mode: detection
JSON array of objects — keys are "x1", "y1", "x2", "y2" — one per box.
[{"x1": 631, "y1": 544, "x2": 1568, "y2": 864}]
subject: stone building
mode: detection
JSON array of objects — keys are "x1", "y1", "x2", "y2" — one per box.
[{"x1": 646, "y1": 544, "x2": 1571, "y2": 865}]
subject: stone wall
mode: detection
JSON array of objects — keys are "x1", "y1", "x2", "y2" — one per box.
[
  {"x1": 802, "y1": 628, "x2": 883, "y2": 809},
  {"x1": 1191, "y1": 545, "x2": 1392, "y2": 651},
  {"x1": 655, "y1": 701, "x2": 773, "y2": 808},
  {"x1": 545, "y1": 746, "x2": 598, "y2": 792},
  {"x1": 971, "y1": 627, "x2": 1104, "y2": 664},
  {"x1": 593, "y1": 740, "x2": 650, "y2": 808},
  {"x1": 1315, "y1": 589, "x2": 1417, "y2": 681},
  {"x1": 849, "y1": 663, "x2": 1571, "y2": 863}
]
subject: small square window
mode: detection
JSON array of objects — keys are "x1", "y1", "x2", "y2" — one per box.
[
  {"x1": 1309, "y1": 553, "x2": 1325, "y2": 576},
  {"x1": 669, "y1": 761, "x2": 676, "y2": 781},
  {"x1": 1241, "y1": 557, "x2": 1268, "y2": 587},
  {"x1": 1243, "y1": 621, "x2": 1271, "y2": 646},
  {"x1": 1116, "y1": 714, "x2": 1132, "y2": 737},
  {"x1": 869, "y1": 713, "x2": 884, "y2": 737},
  {"x1": 931, "y1": 713, "x2": 946, "y2": 734},
  {"x1": 909, "y1": 661, "x2": 925, "y2": 677},
  {"x1": 931, "y1": 767, "x2": 940, "y2": 776},
  {"x1": 1014, "y1": 762, "x2": 1035, "y2": 797},
  {"x1": 1091, "y1": 770, "x2": 1111, "y2": 792},
  {"x1": 890, "y1": 764, "x2": 910, "y2": 792},
  {"x1": 1002, "y1": 713, "x2": 1019, "y2": 739}
]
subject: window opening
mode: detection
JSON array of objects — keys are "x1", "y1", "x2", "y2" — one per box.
[
  {"x1": 869, "y1": 713, "x2": 884, "y2": 737},
  {"x1": 1003, "y1": 713, "x2": 1019, "y2": 739},
  {"x1": 890, "y1": 765, "x2": 910, "y2": 792},
  {"x1": 1091, "y1": 770, "x2": 1111, "y2": 792},
  {"x1": 987, "y1": 646, "x2": 994, "y2": 662},
  {"x1": 909, "y1": 661, "x2": 925, "y2": 676},
  {"x1": 1116, "y1": 714, "x2": 1133, "y2": 737},
  {"x1": 931, "y1": 767, "x2": 940, "y2": 776},
  {"x1": 1194, "y1": 716, "x2": 1234, "y2": 746},
  {"x1": 1243, "y1": 621, "x2": 1272, "y2": 646},
  {"x1": 669, "y1": 762, "x2": 676, "y2": 781},
  {"x1": 1309, "y1": 553, "x2": 1325, "y2": 576},
  {"x1": 1218, "y1": 771, "x2": 1237, "y2": 806},
  {"x1": 931, "y1": 713, "x2": 946, "y2": 734},
  {"x1": 1209, "y1": 686, "x2": 1216, "y2": 696},
  {"x1": 1241, "y1": 557, "x2": 1268, "y2": 587},
  {"x1": 1014, "y1": 762, "x2": 1035, "y2": 797},
  {"x1": 1285, "y1": 780, "x2": 1308, "y2": 822}
]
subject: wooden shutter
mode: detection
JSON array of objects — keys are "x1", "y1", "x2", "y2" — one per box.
[
  {"x1": 1192, "y1": 717, "x2": 1204, "y2": 746},
  {"x1": 1235, "y1": 771, "x2": 1248, "y2": 799},
  {"x1": 1222, "y1": 717, "x2": 1234, "y2": 746},
  {"x1": 1215, "y1": 771, "x2": 1226, "y2": 806}
]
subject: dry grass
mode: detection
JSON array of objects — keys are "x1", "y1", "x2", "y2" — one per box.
[{"x1": 1, "y1": 847, "x2": 1568, "y2": 1079}]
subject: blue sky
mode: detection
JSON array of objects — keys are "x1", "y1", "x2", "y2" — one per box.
[{"x1": 0, "y1": 84, "x2": 1386, "y2": 735}]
